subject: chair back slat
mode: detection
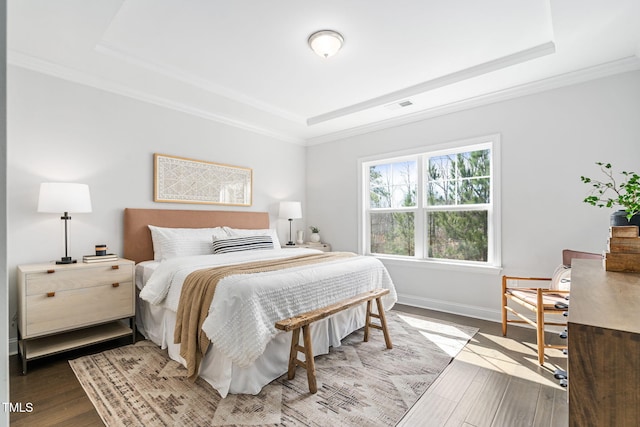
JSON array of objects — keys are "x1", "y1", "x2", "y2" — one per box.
[{"x1": 562, "y1": 249, "x2": 601, "y2": 266}]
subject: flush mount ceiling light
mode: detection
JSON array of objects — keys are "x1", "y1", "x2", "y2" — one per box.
[{"x1": 308, "y1": 30, "x2": 344, "y2": 58}]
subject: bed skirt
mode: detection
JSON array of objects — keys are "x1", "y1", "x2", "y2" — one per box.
[{"x1": 136, "y1": 297, "x2": 366, "y2": 398}]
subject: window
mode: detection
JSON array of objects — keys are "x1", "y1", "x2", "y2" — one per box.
[{"x1": 360, "y1": 135, "x2": 500, "y2": 266}]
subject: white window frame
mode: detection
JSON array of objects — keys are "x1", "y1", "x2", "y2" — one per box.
[{"x1": 358, "y1": 134, "x2": 502, "y2": 270}]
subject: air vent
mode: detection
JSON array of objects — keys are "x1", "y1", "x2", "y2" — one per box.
[{"x1": 384, "y1": 100, "x2": 414, "y2": 110}]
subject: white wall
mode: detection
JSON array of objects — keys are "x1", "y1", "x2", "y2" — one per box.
[
  {"x1": 1, "y1": 0, "x2": 9, "y2": 422},
  {"x1": 306, "y1": 70, "x2": 640, "y2": 321},
  {"x1": 6, "y1": 67, "x2": 307, "y2": 348}
]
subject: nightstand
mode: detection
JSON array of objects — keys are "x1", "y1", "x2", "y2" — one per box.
[
  {"x1": 286, "y1": 242, "x2": 332, "y2": 252},
  {"x1": 17, "y1": 258, "x2": 136, "y2": 374}
]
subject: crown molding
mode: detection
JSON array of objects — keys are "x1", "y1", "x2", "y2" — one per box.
[
  {"x1": 305, "y1": 55, "x2": 640, "y2": 146},
  {"x1": 8, "y1": 49, "x2": 306, "y2": 145},
  {"x1": 94, "y1": 41, "x2": 306, "y2": 125},
  {"x1": 8, "y1": 49, "x2": 639, "y2": 148}
]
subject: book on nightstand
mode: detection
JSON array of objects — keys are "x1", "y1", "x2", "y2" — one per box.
[
  {"x1": 304, "y1": 242, "x2": 325, "y2": 247},
  {"x1": 83, "y1": 253, "x2": 119, "y2": 263}
]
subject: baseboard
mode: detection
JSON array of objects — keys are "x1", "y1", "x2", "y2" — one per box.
[
  {"x1": 397, "y1": 292, "x2": 567, "y2": 334},
  {"x1": 397, "y1": 292, "x2": 502, "y2": 323}
]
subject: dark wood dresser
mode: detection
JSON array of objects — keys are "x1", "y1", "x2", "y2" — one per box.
[{"x1": 568, "y1": 259, "x2": 640, "y2": 426}]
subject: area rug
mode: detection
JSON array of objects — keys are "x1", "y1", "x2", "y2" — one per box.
[{"x1": 70, "y1": 311, "x2": 477, "y2": 426}]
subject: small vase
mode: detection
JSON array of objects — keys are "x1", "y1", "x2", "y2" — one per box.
[
  {"x1": 296, "y1": 230, "x2": 304, "y2": 245},
  {"x1": 310, "y1": 233, "x2": 320, "y2": 243},
  {"x1": 610, "y1": 210, "x2": 640, "y2": 228}
]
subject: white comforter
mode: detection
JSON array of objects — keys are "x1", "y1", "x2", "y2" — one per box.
[{"x1": 139, "y1": 248, "x2": 397, "y2": 368}]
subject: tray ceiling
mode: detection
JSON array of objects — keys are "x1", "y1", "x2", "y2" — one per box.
[{"x1": 8, "y1": 0, "x2": 640, "y2": 145}]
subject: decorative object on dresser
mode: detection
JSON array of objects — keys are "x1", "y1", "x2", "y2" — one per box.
[
  {"x1": 603, "y1": 225, "x2": 640, "y2": 272},
  {"x1": 154, "y1": 153, "x2": 252, "y2": 206},
  {"x1": 580, "y1": 162, "x2": 640, "y2": 227},
  {"x1": 567, "y1": 259, "x2": 640, "y2": 426},
  {"x1": 17, "y1": 258, "x2": 135, "y2": 374},
  {"x1": 278, "y1": 201, "x2": 302, "y2": 246},
  {"x1": 37, "y1": 182, "x2": 92, "y2": 264},
  {"x1": 308, "y1": 225, "x2": 320, "y2": 242}
]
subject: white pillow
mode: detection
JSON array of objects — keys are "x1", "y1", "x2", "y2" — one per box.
[
  {"x1": 148, "y1": 225, "x2": 227, "y2": 260},
  {"x1": 223, "y1": 227, "x2": 282, "y2": 249}
]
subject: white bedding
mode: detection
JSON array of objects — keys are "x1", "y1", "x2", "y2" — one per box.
[{"x1": 137, "y1": 248, "x2": 397, "y2": 397}]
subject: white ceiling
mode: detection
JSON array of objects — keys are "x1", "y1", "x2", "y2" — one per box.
[{"x1": 8, "y1": 0, "x2": 640, "y2": 145}]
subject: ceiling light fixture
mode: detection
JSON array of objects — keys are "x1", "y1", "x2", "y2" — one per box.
[{"x1": 308, "y1": 30, "x2": 344, "y2": 58}]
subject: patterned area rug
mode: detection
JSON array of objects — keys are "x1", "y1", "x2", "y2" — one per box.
[{"x1": 70, "y1": 311, "x2": 477, "y2": 426}]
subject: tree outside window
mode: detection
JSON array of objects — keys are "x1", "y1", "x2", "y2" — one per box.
[
  {"x1": 363, "y1": 139, "x2": 497, "y2": 265},
  {"x1": 427, "y1": 149, "x2": 490, "y2": 262},
  {"x1": 369, "y1": 160, "x2": 416, "y2": 256}
]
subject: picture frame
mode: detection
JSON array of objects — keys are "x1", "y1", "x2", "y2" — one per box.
[{"x1": 154, "y1": 153, "x2": 252, "y2": 206}]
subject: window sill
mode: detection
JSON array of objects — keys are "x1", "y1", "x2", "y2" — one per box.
[{"x1": 372, "y1": 255, "x2": 503, "y2": 275}]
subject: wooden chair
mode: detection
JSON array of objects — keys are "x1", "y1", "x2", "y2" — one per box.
[{"x1": 501, "y1": 249, "x2": 602, "y2": 365}]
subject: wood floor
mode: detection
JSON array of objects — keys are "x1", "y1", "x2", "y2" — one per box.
[
  {"x1": 395, "y1": 305, "x2": 568, "y2": 427},
  {"x1": 9, "y1": 305, "x2": 569, "y2": 427}
]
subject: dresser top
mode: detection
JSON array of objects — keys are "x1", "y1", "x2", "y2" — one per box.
[
  {"x1": 569, "y1": 259, "x2": 640, "y2": 334},
  {"x1": 18, "y1": 258, "x2": 134, "y2": 273}
]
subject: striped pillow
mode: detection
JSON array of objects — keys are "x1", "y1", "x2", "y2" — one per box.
[{"x1": 211, "y1": 235, "x2": 274, "y2": 254}]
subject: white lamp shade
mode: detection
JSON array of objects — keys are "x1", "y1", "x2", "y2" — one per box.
[
  {"x1": 279, "y1": 201, "x2": 302, "y2": 219},
  {"x1": 308, "y1": 30, "x2": 344, "y2": 58},
  {"x1": 38, "y1": 183, "x2": 92, "y2": 213}
]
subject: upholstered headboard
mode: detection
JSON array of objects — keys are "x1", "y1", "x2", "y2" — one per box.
[{"x1": 123, "y1": 208, "x2": 270, "y2": 264}]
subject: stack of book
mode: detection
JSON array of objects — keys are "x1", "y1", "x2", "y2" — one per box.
[
  {"x1": 83, "y1": 253, "x2": 118, "y2": 263},
  {"x1": 305, "y1": 242, "x2": 325, "y2": 248},
  {"x1": 604, "y1": 225, "x2": 640, "y2": 272}
]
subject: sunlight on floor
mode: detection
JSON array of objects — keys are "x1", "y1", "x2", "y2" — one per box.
[
  {"x1": 454, "y1": 332, "x2": 565, "y2": 389},
  {"x1": 417, "y1": 331, "x2": 470, "y2": 357},
  {"x1": 393, "y1": 309, "x2": 567, "y2": 390},
  {"x1": 396, "y1": 314, "x2": 473, "y2": 339},
  {"x1": 397, "y1": 314, "x2": 474, "y2": 357}
]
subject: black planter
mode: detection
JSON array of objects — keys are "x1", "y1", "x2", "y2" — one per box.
[{"x1": 610, "y1": 210, "x2": 640, "y2": 227}]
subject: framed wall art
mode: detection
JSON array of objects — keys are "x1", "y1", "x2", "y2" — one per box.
[{"x1": 154, "y1": 153, "x2": 252, "y2": 206}]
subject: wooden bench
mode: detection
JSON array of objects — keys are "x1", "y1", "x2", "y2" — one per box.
[{"x1": 275, "y1": 288, "x2": 392, "y2": 394}]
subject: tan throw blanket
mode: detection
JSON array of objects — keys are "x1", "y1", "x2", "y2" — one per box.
[{"x1": 175, "y1": 252, "x2": 356, "y2": 381}]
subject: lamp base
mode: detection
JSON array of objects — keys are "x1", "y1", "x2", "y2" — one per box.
[
  {"x1": 285, "y1": 242, "x2": 296, "y2": 246},
  {"x1": 56, "y1": 257, "x2": 77, "y2": 265}
]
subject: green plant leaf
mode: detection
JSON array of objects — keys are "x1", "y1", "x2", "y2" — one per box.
[{"x1": 581, "y1": 162, "x2": 640, "y2": 215}]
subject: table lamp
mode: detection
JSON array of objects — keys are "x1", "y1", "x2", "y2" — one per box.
[
  {"x1": 38, "y1": 182, "x2": 92, "y2": 264},
  {"x1": 279, "y1": 201, "x2": 302, "y2": 246}
]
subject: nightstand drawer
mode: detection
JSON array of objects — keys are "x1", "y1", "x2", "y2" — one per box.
[
  {"x1": 25, "y1": 281, "x2": 134, "y2": 337},
  {"x1": 24, "y1": 264, "x2": 132, "y2": 296}
]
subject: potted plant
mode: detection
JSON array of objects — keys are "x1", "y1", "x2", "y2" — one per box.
[
  {"x1": 580, "y1": 162, "x2": 640, "y2": 226},
  {"x1": 309, "y1": 226, "x2": 321, "y2": 243}
]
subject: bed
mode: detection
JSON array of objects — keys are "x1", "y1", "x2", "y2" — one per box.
[{"x1": 124, "y1": 208, "x2": 397, "y2": 397}]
